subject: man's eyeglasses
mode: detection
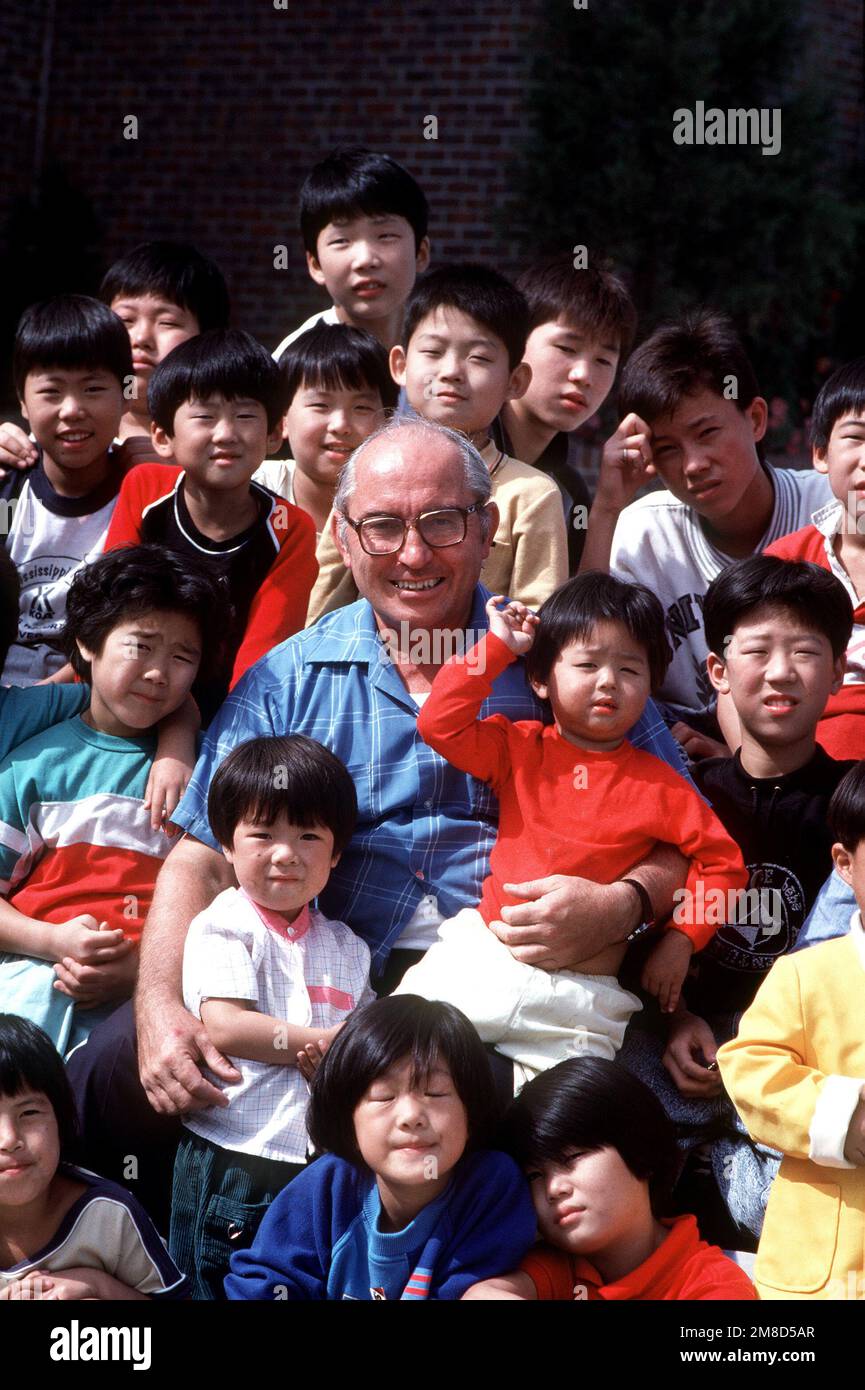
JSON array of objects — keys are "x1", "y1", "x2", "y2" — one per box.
[{"x1": 342, "y1": 504, "x2": 485, "y2": 556}]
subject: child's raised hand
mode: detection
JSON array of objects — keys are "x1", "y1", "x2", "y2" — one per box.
[
  {"x1": 596, "y1": 413, "x2": 655, "y2": 515},
  {"x1": 486, "y1": 595, "x2": 540, "y2": 656},
  {"x1": 641, "y1": 928, "x2": 694, "y2": 1014},
  {"x1": 296, "y1": 1023, "x2": 342, "y2": 1082},
  {"x1": 144, "y1": 755, "x2": 192, "y2": 834},
  {"x1": 844, "y1": 1088, "x2": 865, "y2": 1165},
  {"x1": 0, "y1": 420, "x2": 38, "y2": 478}
]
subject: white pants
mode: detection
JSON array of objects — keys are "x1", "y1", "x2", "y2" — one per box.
[{"x1": 394, "y1": 908, "x2": 642, "y2": 1087}]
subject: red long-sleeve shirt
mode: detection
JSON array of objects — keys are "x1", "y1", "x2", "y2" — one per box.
[{"x1": 417, "y1": 632, "x2": 747, "y2": 949}]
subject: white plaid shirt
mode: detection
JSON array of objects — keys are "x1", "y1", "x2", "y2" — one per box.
[{"x1": 182, "y1": 887, "x2": 374, "y2": 1163}]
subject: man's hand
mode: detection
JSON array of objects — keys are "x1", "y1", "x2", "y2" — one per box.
[
  {"x1": 486, "y1": 595, "x2": 539, "y2": 657},
  {"x1": 137, "y1": 994, "x2": 241, "y2": 1116},
  {"x1": 641, "y1": 928, "x2": 694, "y2": 1014},
  {"x1": 492, "y1": 875, "x2": 635, "y2": 969},
  {"x1": 595, "y1": 413, "x2": 656, "y2": 514},
  {"x1": 670, "y1": 722, "x2": 729, "y2": 762},
  {"x1": 53, "y1": 942, "x2": 138, "y2": 1009},
  {"x1": 662, "y1": 1008, "x2": 723, "y2": 1097},
  {"x1": 0, "y1": 421, "x2": 38, "y2": 477},
  {"x1": 843, "y1": 1088, "x2": 865, "y2": 1165}
]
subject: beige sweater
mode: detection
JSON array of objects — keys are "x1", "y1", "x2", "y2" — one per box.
[{"x1": 304, "y1": 439, "x2": 568, "y2": 626}]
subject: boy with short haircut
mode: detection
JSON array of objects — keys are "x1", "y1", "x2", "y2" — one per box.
[
  {"x1": 495, "y1": 252, "x2": 639, "y2": 571},
  {"x1": 2, "y1": 296, "x2": 133, "y2": 686},
  {"x1": 104, "y1": 328, "x2": 318, "y2": 723},
  {"x1": 0, "y1": 241, "x2": 230, "y2": 474},
  {"x1": 272, "y1": 147, "x2": 431, "y2": 359},
  {"x1": 0, "y1": 545, "x2": 228, "y2": 1054},
  {"x1": 583, "y1": 310, "x2": 831, "y2": 746},
  {"x1": 172, "y1": 734, "x2": 373, "y2": 1300},
  {"x1": 308, "y1": 263, "x2": 568, "y2": 621},
  {"x1": 764, "y1": 358, "x2": 865, "y2": 757},
  {"x1": 718, "y1": 760, "x2": 865, "y2": 1300}
]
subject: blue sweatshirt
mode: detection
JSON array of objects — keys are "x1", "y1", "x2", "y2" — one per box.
[{"x1": 224, "y1": 1149, "x2": 536, "y2": 1301}]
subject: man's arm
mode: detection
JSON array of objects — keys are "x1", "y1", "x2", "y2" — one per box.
[{"x1": 135, "y1": 834, "x2": 239, "y2": 1115}]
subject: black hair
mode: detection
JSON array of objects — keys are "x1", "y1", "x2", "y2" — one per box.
[
  {"x1": 498, "y1": 1057, "x2": 678, "y2": 1218},
  {"x1": 63, "y1": 544, "x2": 230, "y2": 685},
  {"x1": 703, "y1": 555, "x2": 853, "y2": 663},
  {"x1": 300, "y1": 146, "x2": 429, "y2": 256},
  {"x1": 100, "y1": 240, "x2": 230, "y2": 333},
  {"x1": 0, "y1": 1014, "x2": 78, "y2": 1159},
  {"x1": 208, "y1": 734, "x2": 357, "y2": 856},
  {"x1": 402, "y1": 263, "x2": 529, "y2": 370},
  {"x1": 13, "y1": 295, "x2": 133, "y2": 397},
  {"x1": 810, "y1": 358, "x2": 865, "y2": 452},
  {"x1": 829, "y1": 762, "x2": 865, "y2": 853},
  {"x1": 307, "y1": 995, "x2": 497, "y2": 1164},
  {"x1": 148, "y1": 329, "x2": 288, "y2": 433},
  {"x1": 0, "y1": 548, "x2": 20, "y2": 674},
  {"x1": 525, "y1": 571, "x2": 672, "y2": 693},
  {"x1": 279, "y1": 323, "x2": 398, "y2": 412},
  {"x1": 517, "y1": 252, "x2": 637, "y2": 358},
  {"x1": 618, "y1": 309, "x2": 761, "y2": 424}
]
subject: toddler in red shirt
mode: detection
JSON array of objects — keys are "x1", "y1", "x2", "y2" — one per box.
[
  {"x1": 463, "y1": 1057, "x2": 755, "y2": 1300},
  {"x1": 396, "y1": 573, "x2": 747, "y2": 1084}
]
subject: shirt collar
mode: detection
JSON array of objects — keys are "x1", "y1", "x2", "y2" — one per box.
[
  {"x1": 303, "y1": 586, "x2": 494, "y2": 666},
  {"x1": 571, "y1": 1214, "x2": 698, "y2": 1300},
  {"x1": 239, "y1": 887, "x2": 311, "y2": 942},
  {"x1": 811, "y1": 496, "x2": 844, "y2": 539}
]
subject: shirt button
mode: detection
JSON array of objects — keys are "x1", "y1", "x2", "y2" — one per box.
[
  {"x1": 415, "y1": 871, "x2": 425, "y2": 881},
  {"x1": 424, "y1": 799, "x2": 432, "y2": 809}
]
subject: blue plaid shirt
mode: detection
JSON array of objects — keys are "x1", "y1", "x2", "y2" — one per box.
[{"x1": 175, "y1": 587, "x2": 690, "y2": 975}]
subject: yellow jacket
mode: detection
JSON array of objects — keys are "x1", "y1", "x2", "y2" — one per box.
[
  {"x1": 717, "y1": 913, "x2": 865, "y2": 1300},
  {"x1": 304, "y1": 440, "x2": 569, "y2": 627}
]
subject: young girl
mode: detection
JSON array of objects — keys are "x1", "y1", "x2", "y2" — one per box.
[
  {"x1": 0, "y1": 1014, "x2": 189, "y2": 1299},
  {"x1": 463, "y1": 1057, "x2": 755, "y2": 1300},
  {"x1": 224, "y1": 995, "x2": 537, "y2": 1300}
]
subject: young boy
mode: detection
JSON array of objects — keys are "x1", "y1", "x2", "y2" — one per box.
[
  {"x1": 272, "y1": 147, "x2": 431, "y2": 359},
  {"x1": 104, "y1": 328, "x2": 318, "y2": 723},
  {"x1": 0, "y1": 241, "x2": 230, "y2": 473},
  {"x1": 763, "y1": 358, "x2": 865, "y2": 757},
  {"x1": 395, "y1": 575, "x2": 747, "y2": 1087},
  {"x1": 308, "y1": 263, "x2": 568, "y2": 622},
  {"x1": 171, "y1": 734, "x2": 373, "y2": 1300},
  {"x1": 494, "y1": 252, "x2": 638, "y2": 572},
  {"x1": 0, "y1": 545, "x2": 228, "y2": 1054},
  {"x1": 2, "y1": 296, "x2": 133, "y2": 686},
  {"x1": 581, "y1": 310, "x2": 832, "y2": 750},
  {"x1": 254, "y1": 322, "x2": 397, "y2": 540},
  {"x1": 718, "y1": 760, "x2": 865, "y2": 1300}
]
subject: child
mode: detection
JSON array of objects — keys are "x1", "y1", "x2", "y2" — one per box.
[
  {"x1": 0, "y1": 240, "x2": 230, "y2": 473},
  {"x1": 104, "y1": 328, "x2": 318, "y2": 723},
  {"x1": 171, "y1": 733, "x2": 374, "y2": 1300},
  {"x1": 272, "y1": 146, "x2": 431, "y2": 358},
  {"x1": 583, "y1": 309, "x2": 832, "y2": 752},
  {"x1": 395, "y1": 574, "x2": 748, "y2": 1085},
  {"x1": 254, "y1": 322, "x2": 396, "y2": 543},
  {"x1": 462, "y1": 1057, "x2": 755, "y2": 1300},
  {"x1": 764, "y1": 358, "x2": 865, "y2": 757},
  {"x1": 2, "y1": 295, "x2": 133, "y2": 686},
  {"x1": 224, "y1": 995, "x2": 537, "y2": 1300},
  {"x1": 308, "y1": 263, "x2": 569, "y2": 622},
  {"x1": 496, "y1": 252, "x2": 639, "y2": 572},
  {"x1": 0, "y1": 545, "x2": 227, "y2": 1054},
  {"x1": 718, "y1": 760, "x2": 865, "y2": 1300},
  {"x1": 0, "y1": 1014, "x2": 189, "y2": 1299}
]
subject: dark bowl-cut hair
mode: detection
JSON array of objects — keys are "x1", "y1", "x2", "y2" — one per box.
[
  {"x1": 525, "y1": 571, "x2": 672, "y2": 693},
  {"x1": 0, "y1": 547, "x2": 20, "y2": 674},
  {"x1": 307, "y1": 995, "x2": 498, "y2": 1163},
  {"x1": 63, "y1": 544, "x2": 230, "y2": 685},
  {"x1": 300, "y1": 146, "x2": 429, "y2": 256},
  {"x1": 517, "y1": 253, "x2": 637, "y2": 359},
  {"x1": 14, "y1": 294, "x2": 133, "y2": 398},
  {"x1": 0, "y1": 1014, "x2": 78, "y2": 1159},
  {"x1": 403, "y1": 263, "x2": 529, "y2": 370},
  {"x1": 279, "y1": 323, "x2": 398, "y2": 412},
  {"x1": 498, "y1": 1057, "x2": 678, "y2": 1218},
  {"x1": 100, "y1": 240, "x2": 230, "y2": 333},
  {"x1": 619, "y1": 308, "x2": 761, "y2": 425},
  {"x1": 703, "y1": 555, "x2": 853, "y2": 663},
  {"x1": 148, "y1": 328, "x2": 288, "y2": 433},
  {"x1": 810, "y1": 357, "x2": 865, "y2": 452},
  {"x1": 208, "y1": 734, "x2": 357, "y2": 855},
  {"x1": 828, "y1": 761, "x2": 865, "y2": 853}
]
